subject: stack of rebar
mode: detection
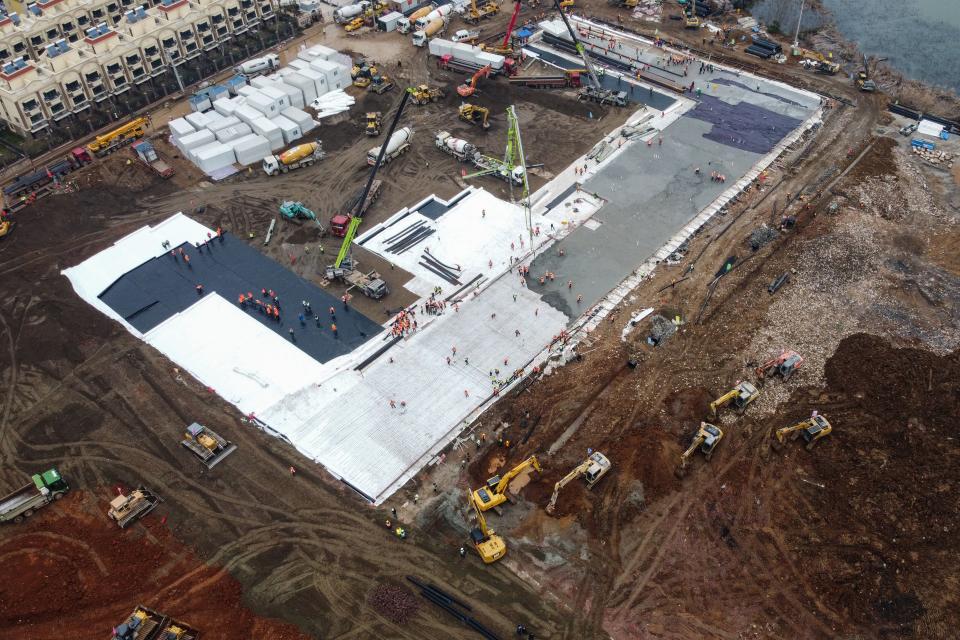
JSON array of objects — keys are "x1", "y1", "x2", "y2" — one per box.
[
  {"x1": 418, "y1": 249, "x2": 462, "y2": 286},
  {"x1": 382, "y1": 221, "x2": 436, "y2": 255},
  {"x1": 406, "y1": 576, "x2": 500, "y2": 640}
]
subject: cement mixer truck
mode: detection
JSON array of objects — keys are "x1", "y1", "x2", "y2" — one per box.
[
  {"x1": 262, "y1": 141, "x2": 326, "y2": 175},
  {"x1": 412, "y1": 18, "x2": 447, "y2": 46},
  {"x1": 415, "y1": 4, "x2": 452, "y2": 29},
  {"x1": 235, "y1": 53, "x2": 279, "y2": 77},
  {"x1": 397, "y1": 4, "x2": 434, "y2": 33},
  {"x1": 366, "y1": 126, "x2": 412, "y2": 166},
  {"x1": 334, "y1": 0, "x2": 370, "y2": 23},
  {"x1": 435, "y1": 130, "x2": 479, "y2": 162}
]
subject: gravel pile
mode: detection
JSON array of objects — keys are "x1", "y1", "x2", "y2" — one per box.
[
  {"x1": 368, "y1": 583, "x2": 421, "y2": 624},
  {"x1": 649, "y1": 314, "x2": 678, "y2": 345},
  {"x1": 749, "y1": 225, "x2": 778, "y2": 250}
]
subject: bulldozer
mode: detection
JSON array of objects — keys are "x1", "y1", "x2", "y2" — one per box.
[
  {"x1": 459, "y1": 103, "x2": 491, "y2": 130},
  {"x1": 365, "y1": 111, "x2": 383, "y2": 136},
  {"x1": 676, "y1": 422, "x2": 722, "y2": 478},
  {"x1": 709, "y1": 381, "x2": 759, "y2": 419},
  {"x1": 0, "y1": 219, "x2": 13, "y2": 239},
  {"x1": 181, "y1": 422, "x2": 237, "y2": 469},
  {"x1": 468, "y1": 490, "x2": 506, "y2": 563},
  {"x1": 108, "y1": 487, "x2": 162, "y2": 528},
  {"x1": 472, "y1": 455, "x2": 541, "y2": 512},
  {"x1": 773, "y1": 415, "x2": 833, "y2": 451},
  {"x1": 755, "y1": 349, "x2": 803, "y2": 383},
  {"x1": 410, "y1": 84, "x2": 444, "y2": 105},
  {"x1": 546, "y1": 451, "x2": 611, "y2": 515}
]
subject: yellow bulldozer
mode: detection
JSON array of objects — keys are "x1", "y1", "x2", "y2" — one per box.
[
  {"x1": 107, "y1": 487, "x2": 162, "y2": 528},
  {"x1": 468, "y1": 490, "x2": 506, "y2": 563},
  {"x1": 773, "y1": 415, "x2": 833, "y2": 451},
  {"x1": 472, "y1": 455, "x2": 541, "y2": 511},
  {"x1": 709, "y1": 381, "x2": 759, "y2": 419},
  {"x1": 676, "y1": 422, "x2": 722, "y2": 478}
]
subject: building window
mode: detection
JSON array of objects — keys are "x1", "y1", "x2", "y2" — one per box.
[
  {"x1": 47, "y1": 28, "x2": 59, "y2": 39},
  {"x1": 179, "y1": 29, "x2": 193, "y2": 39},
  {"x1": 211, "y1": 14, "x2": 223, "y2": 23},
  {"x1": 31, "y1": 35, "x2": 44, "y2": 46},
  {"x1": 126, "y1": 54, "x2": 140, "y2": 64},
  {"x1": 92, "y1": 9, "x2": 103, "y2": 18},
  {"x1": 66, "y1": 80, "x2": 81, "y2": 91},
  {"x1": 107, "y1": 62, "x2": 121, "y2": 73},
  {"x1": 113, "y1": 76, "x2": 126, "y2": 86},
  {"x1": 197, "y1": 22, "x2": 209, "y2": 32},
  {"x1": 93, "y1": 84, "x2": 106, "y2": 94},
  {"x1": 14, "y1": 42, "x2": 26, "y2": 53},
  {"x1": 23, "y1": 99, "x2": 39, "y2": 111},
  {"x1": 227, "y1": 7, "x2": 238, "y2": 16},
  {"x1": 132, "y1": 66, "x2": 144, "y2": 77},
  {"x1": 43, "y1": 89, "x2": 60, "y2": 101},
  {"x1": 62, "y1": 22, "x2": 74, "y2": 31},
  {"x1": 185, "y1": 42, "x2": 196, "y2": 52},
  {"x1": 144, "y1": 45, "x2": 158, "y2": 56},
  {"x1": 0, "y1": 49, "x2": 8, "y2": 60},
  {"x1": 30, "y1": 113, "x2": 45, "y2": 124},
  {"x1": 162, "y1": 37, "x2": 175, "y2": 48},
  {"x1": 78, "y1": 15, "x2": 89, "y2": 25},
  {"x1": 85, "y1": 71, "x2": 100, "y2": 82},
  {"x1": 50, "y1": 102, "x2": 65, "y2": 113},
  {"x1": 107, "y1": 2, "x2": 118, "y2": 11},
  {"x1": 151, "y1": 58, "x2": 162, "y2": 69}
]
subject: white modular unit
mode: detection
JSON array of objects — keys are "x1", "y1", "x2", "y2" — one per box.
[
  {"x1": 193, "y1": 141, "x2": 238, "y2": 173},
  {"x1": 215, "y1": 123, "x2": 253, "y2": 142},
  {"x1": 271, "y1": 115, "x2": 302, "y2": 144},
  {"x1": 185, "y1": 111, "x2": 213, "y2": 130},
  {"x1": 213, "y1": 96, "x2": 245, "y2": 116},
  {"x1": 309, "y1": 58, "x2": 347, "y2": 91},
  {"x1": 288, "y1": 58, "x2": 311, "y2": 72},
  {"x1": 237, "y1": 85, "x2": 259, "y2": 98},
  {"x1": 207, "y1": 114, "x2": 242, "y2": 133},
  {"x1": 250, "y1": 117, "x2": 285, "y2": 151},
  {"x1": 259, "y1": 85, "x2": 291, "y2": 111},
  {"x1": 246, "y1": 90, "x2": 283, "y2": 117},
  {"x1": 378, "y1": 10, "x2": 403, "y2": 31},
  {"x1": 235, "y1": 104, "x2": 268, "y2": 126},
  {"x1": 178, "y1": 129, "x2": 216, "y2": 151},
  {"x1": 168, "y1": 117, "x2": 195, "y2": 141},
  {"x1": 428, "y1": 38, "x2": 454, "y2": 58},
  {"x1": 250, "y1": 76, "x2": 275, "y2": 90},
  {"x1": 230, "y1": 133, "x2": 273, "y2": 166},
  {"x1": 271, "y1": 81, "x2": 305, "y2": 109},
  {"x1": 284, "y1": 72, "x2": 319, "y2": 103},
  {"x1": 297, "y1": 67, "x2": 330, "y2": 97},
  {"x1": 281, "y1": 106, "x2": 316, "y2": 133},
  {"x1": 298, "y1": 44, "x2": 337, "y2": 62}
]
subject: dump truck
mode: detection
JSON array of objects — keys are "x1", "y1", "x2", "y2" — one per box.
[
  {"x1": 412, "y1": 17, "x2": 446, "y2": 46},
  {"x1": 107, "y1": 487, "x2": 163, "y2": 528},
  {"x1": 435, "y1": 130, "x2": 479, "y2": 162},
  {"x1": 366, "y1": 126, "x2": 412, "y2": 165},
  {"x1": 0, "y1": 468, "x2": 69, "y2": 524},
  {"x1": 86, "y1": 116, "x2": 150, "y2": 157},
  {"x1": 509, "y1": 70, "x2": 582, "y2": 88},
  {"x1": 181, "y1": 422, "x2": 237, "y2": 468},
  {"x1": 262, "y1": 141, "x2": 325, "y2": 175},
  {"x1": 131, "y1": 140, "x2": 174, "y2": 178},
  {"x1": 235, "y1": 53, "x2": 279, "y2": 76}
]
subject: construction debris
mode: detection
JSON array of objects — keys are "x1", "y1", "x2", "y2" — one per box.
[
  {"x1": 749, "y1": 224, "x2": 779, "y2": 250},
  {"x1": 648, "y1": 314, "x2": 678, "y2": 345},
  {"x1": 367, "y1": 583, "x2": 421, "y2": 624}
]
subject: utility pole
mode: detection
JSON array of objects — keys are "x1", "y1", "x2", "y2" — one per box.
[{"x1": 793, "y1": 0, "x2": 804, "y2": 49}]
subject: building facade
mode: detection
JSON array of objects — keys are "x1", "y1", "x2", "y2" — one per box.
[{"x1": 0, "y1": 0, "x2": 279, "y2": 136}]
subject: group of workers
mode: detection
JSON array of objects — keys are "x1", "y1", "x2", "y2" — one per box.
[{"x1": 389, "y1": 307, "x2": 418, "y2": 337}]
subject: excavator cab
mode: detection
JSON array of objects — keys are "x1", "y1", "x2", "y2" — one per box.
[
  {"x1": 755, "y1": 349, "x2": 804, "y2": 383},
  {"x1": 774, "y1": 415, "x2": 833, "y2": 451},
  {"x1": 459, "y1": 103, "x2": 491, "y2": 130},
  {"x1": 709, "y1": 381, "x2": 759, "y2": 418},
  {"x1": 468, "y1": 491, "x2": 506, "y2": 563},
  {"x1": 472, "y1": 455, "x2": 541, "y2": 511},
  {"x1": 676, "y1": 422, "x2": 723, "y2": 477}
]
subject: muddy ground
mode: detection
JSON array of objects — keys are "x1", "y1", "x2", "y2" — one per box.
[{"x1": 1, "y1": 1, "x2": 959, "y2": 639}]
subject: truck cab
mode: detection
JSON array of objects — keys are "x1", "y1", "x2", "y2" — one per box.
[{"x1": 330, "y1": 214, "x2": 351, "y2": 237}]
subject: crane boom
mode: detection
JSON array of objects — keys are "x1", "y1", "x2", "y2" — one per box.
[
  {"x1": 334, "y1": 88, "x2": 412, "y2": 268},
  {"x1": 552, "y1": 0, "x2": 602, "y2": 89},
  {"x1": 502, "y1": 0, "x2": 522, "y2": 48}
]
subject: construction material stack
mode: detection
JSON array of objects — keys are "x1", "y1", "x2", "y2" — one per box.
[
  {"x1": 181, "y1": 423, "x2": 237, "y2": 469},
  {"x1": 0, "y1": 468, "x2": 69, "y2": 524}
]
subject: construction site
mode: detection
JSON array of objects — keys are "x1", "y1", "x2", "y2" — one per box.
[{"x1": 1, "y1": 0, "x2": 958, "y2": 638}]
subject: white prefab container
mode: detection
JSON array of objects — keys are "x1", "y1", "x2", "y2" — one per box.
[
  {"x1": 272, "y1": 81, "x2": 305, "y2": 109},
  {"x1": 250, "y1": 76, "x2": 275, "y2": 90},
  {"x1": 168, "y1": 117, "x2": 195, "y2": 141},
  {"x1": 193, "y1": 141, "x2": 237, "y2": 173},
  {"x1": 235, "y1": 104, "x2": 267, "y2": 126},
  {"x1": 237, "y1": 85, "x2": 259, "y2": 99},
  {"x1": 250, "y1": 117, "x2": 285, "y2": 151},
  {"x1": 215, "y1": 123, "x2": 253, "y2": 142},
  {"x1": 178, "y1": 129, "x2": 216, "y2": 151},
  {"x1": 428, "y1": 38, "x2": 454, "y2": 58},
  {"x1": 282, "y1": 106, "x2": 316, "y2": 133},
  {"x1": 185, "y1": 111, "x2": 212, "y2": 130},
  {"x1": 378, "y1": 10, "x2": 403, "y2": 31},
  {"x1": 288, "y1": 58, "x2": 311, "y2": 71},
  {"x1": 284, "y1": 73, "x2": 319, "y2": 103},
  {"x1": 246, "y1": 90, "x2": 282, "y2": 117},
  {"x1": 272, "y1": 115, "x2": 302, "y2": 144},
  {"x1": 297, "y1": 67, "x2": 330, "y2": 97},
  {"x1": 259, "y1": 85, "x2": 291, "y2": 110},
  {"x1": 213, "y1": 96, "x2": 244, "y2": 116},
  {"x1": 231, "y1": 133, "x2": 273, "y2": 166},
  {"x1": 298, "y1": 44, "x2": 337, "y2": 61},
  {"x1": 207, "y1": 114, "x2": 242, "y2": 133},
  {"x1": 309, "y1": 59, "x2": 347, "y2": 91}
]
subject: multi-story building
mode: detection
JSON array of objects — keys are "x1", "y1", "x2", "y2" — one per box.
[{"x1": 0, "y1": 0, "x2": 278, "y2": 136}]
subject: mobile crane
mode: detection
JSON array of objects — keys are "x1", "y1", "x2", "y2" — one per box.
[
  {"x1": 333, "y1": 87, "x2": 412, "y2": 270},
  {"x1": 457, "y1": 64, "x2": 492, "y2": 97},
  {"x1": 773, "y1": 415, "x2": 833, "y2": 451},
  {"x1": 481, "y1": 0, "x2": 523, "y2": 55},
  {"x1": 676, "y1": 422, "x2": 722, "y2": 478},
  {"x1": 472, "y1": 455, "x2": 541, "y2": 511},
  {"x1": 546, "y1": 451, "x2": 611, "y2": 515},
  {"x1": 708, "y1": 381, "x2": 759, "y2": 419},
  {"x1": 552, "y1": 0, "x2": 627, "y2": 106},
  {"x1": 468, "y1": 490, "x2": 507, "y2": 563},
  {"x1": 86, "y1": 116, "x2": 151, "y2": 157}
]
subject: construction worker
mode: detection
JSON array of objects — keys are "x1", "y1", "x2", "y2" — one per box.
[
  {"x1": 459, "y1": 546, "x2": 466, "y2": 558},
  {"x1": 329, "y1": 306, "x2": 336, "y2": 320},
  {"x1": 331, "y1": 323, "x2": 338, "y2": 337},
  {"x1": 288, "y1": 328, "x2": 295, "y2": 340},
  {"x1": 385, "y1": 518, "x2": 392, "y2": 528},
  {"x1": 195, "y1": 284, "x2": 203, "y2": 295},
  {"x1": 395, "y1": 527, "x2": 407, "y2": 539}
]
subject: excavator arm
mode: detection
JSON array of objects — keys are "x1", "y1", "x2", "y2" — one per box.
[
  {"x1": 492, "y1": 455, "x2": 541, "y2": 494},
  {"x1": 546, "y1": 459, "x2": 589, "y2": 514},
  {"x1": 709, "y1": 389, "x2": 738, "y2": 418}
]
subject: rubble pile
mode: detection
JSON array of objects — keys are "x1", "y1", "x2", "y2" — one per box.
[{"x1": 367, "y1": 583, "x2": 421, "y2": 624}]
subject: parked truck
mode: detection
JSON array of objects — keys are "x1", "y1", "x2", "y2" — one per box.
[
  {"x1": 235, "y1": 53, "x2": 280, "y2": 76},
  {"x1": 262, "y1": 141, "x2": 325, "y2": 175},
  {"x1": 412, "y1": 18, "x2": 446, "y2": 46},
  {"x1": 131, "y1": 140, "x2": 174, "y2": 178},
  {"x1": 334, "y1": 0, "x2": 370, "y2": 23},
  {"x1": 86, "y1": 116, "x2": 150, "y2": 157},
  {"x1": 435, "y1": 130, "x2": 479, "y2": 162},
  {"x1": 2, "y1": 147, "x2": 91, "y2": 210},
  {"x1": 0, "y1": 468, "x2": 69, "y2": 524},
  {"x1": 398, "y1": 4, "x2": 434, "y2": 32},
  {"x1": 415, "y1": 3, "x2": 452, "y2": 30},
  {"x1": 366, "y1": 126, "x2": 412, "y2": 165}
]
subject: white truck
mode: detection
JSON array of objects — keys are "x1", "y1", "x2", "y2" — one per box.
[
  {"x1": 367, "y1": 126, "x2": 413, "y2": 165},
  {"x1": 0, "y1": 468, "x2": 69, "y2": 524},
  {"x1": 235, "y1": 53, "x2": 280, "y2": 77},
  {"x1": 451, "y1": 29, "x2": 479, "y2": 42},
  {"x1": 414, "y1": 3, "x2": 452, "y2": 30},
  {"x1": 398, "y1": 4, "x2": 434, "y2": 33},
  {"x1": 412, "y1": 17, "x2": 446, "y2": 46},
  {"x1": 263, "y1": 141, "x2": 326, "y2": 175},
  {"x1": 334, "y1": 0, "x2": 369, "y2": 23},
  {"x1": 435, "y1": 130, "x2": 479, "y2": 162}
]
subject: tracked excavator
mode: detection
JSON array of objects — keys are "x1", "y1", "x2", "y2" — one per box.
[
  {"x1": 472, "y1": 455, "x2": 541, "y2": 511},
  {"x1": 709, "y1": 381, "x2": 759, "y2": 419},
  {"x1": 468, "y1": 490, "x2": 506, "y2": 563},
  {"x1": 676, "y1": 422, "x2": 722, "y2": 478},
  {"x1": 459, "y1": 103, "x2": 491, "y2": 129},
  {"x1": 457, "y1": 64, "x2": 492, "y2": 97},
  {"x1": 546, "y1": 451, "x2": 610, "y2": 515},
  {"x1": 773, "y1": 415, "x2": 833, "y2": 451},
  {"x1": 755, "y1": 349, "x2": 803, "y2": 383}
]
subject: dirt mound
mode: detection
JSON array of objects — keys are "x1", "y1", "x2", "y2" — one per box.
[{"x1": 0, "y1": 490, "x2": 311, "y2": 640}]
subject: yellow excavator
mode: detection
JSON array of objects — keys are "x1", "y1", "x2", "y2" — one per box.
[
  {"x1": 709, "y1": 381, "x2": 759, "y2": 419},
  {"x1": 684, "y1": 0, "x2": 700, "y2": 29},
  {"x1": 468, "y1": 490, "x2": 506, "y2": 563},
  {"x1": 546, "y1": 451, "x2": 611, "y2": 515},
  {"x1": 459, "y1": 103, "x2": 491, "y2": 130},
  {"x1": 472, "y1": 455, "x2": 541, "y2": 512},
  {"x1": 465, "y1": 0, "x2": 500, "y2": 24},
  {"x1": 676, "y1": 422, "x2": 722, "y2": 478},
  {"x1": 773, "y1": 415, "x2": 833, "y2": 451}
]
